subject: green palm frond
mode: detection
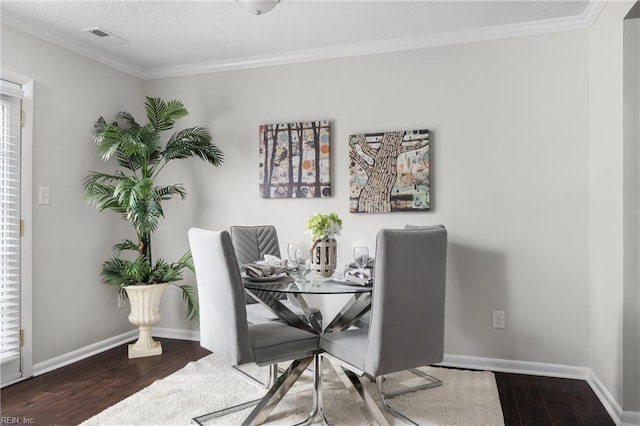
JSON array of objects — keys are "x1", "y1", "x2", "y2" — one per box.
[
  {"x1": 175, "y1": 284, "x2": 199, "y2": 325},
  {"x1": 115, "y1": 147, "x2": 141, "y2": 173},
  {"x1": 115, "y1": 111, "x2": 140, "y2": 128},
  {"x1": 163, "y1": 127, "x2": 224, "y2": 166},
  {"x1": 174, "y1": 250, "x2": 194, "y2": 272},
  {"x1": 128, "y1": 196, "x2": 163, "y2": 234},
  {"x1": 101, "y1": 257, "x2": 147, "y2": 286},
  {"x1": 83, "y1": 173, "x2": 126, "y2": 213},
  {"x1": 156, "y1": 184, "x2": 187, "y2": 201},
  {"x1": 145, "y1": 97, "x2": 188, "y2": 132},
  {"x1": 112, "y1": 239, "x2": 139, "y2": 255},
  {"x1": 136, "y1": 125, "x2": 163, "y2": 166},
  {"x1": 114, "y1": 128, "x2": 147, "y2": 160},
  {"x1": 93, "y1": 123, "x2": 126, "y2": 161},
  {"x1": 111, "y1": 177, "x2": 163, "y2": 234},
  {"x1": 91, "y1": 117, "x2": 108, "y2": 142}
]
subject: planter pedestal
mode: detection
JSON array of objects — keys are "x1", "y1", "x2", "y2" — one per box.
[{"x1": 124, "y1": 283, "x2": 168, "y2": 359}]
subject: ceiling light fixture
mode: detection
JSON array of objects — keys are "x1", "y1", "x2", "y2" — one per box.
[{"x1": 236, "y1": 0, "x2": 280, "y2": 15}]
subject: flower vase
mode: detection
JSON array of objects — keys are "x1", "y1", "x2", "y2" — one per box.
[
  {"x1": 310, "y1": 237, "x2": 337, "y2": 277},
  {"x1": 124, "y1": 283, "x2": 168, "y2": 359}
]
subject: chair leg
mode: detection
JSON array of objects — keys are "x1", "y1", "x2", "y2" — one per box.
[
  {"x1": 242, "y1": 356, "x2": 314, "y2": 426},
  {"x1": 325, "y1": 357, "x2": 390, "y2": 426},
  {"x1": 376, "y1": 370, "x2": 442, "y2": 425},
  {"x1": 381, "y1": 368, "x2": 442, "y2": 398},
  {"x1": 232, "y1": 363, "x2": 279, "y2": 389},
  {"x1": 191, "y1": 357, "x2": 313, "y2": 426}
]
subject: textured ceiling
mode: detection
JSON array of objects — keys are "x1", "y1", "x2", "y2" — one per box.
[{"x1": 1, "y1": 1, "x2": 599, "y2": 79}]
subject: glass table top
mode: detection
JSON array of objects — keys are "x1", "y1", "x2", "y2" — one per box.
[{"x1": 243, "y1": 274, "x2": 372, "y2": 294}]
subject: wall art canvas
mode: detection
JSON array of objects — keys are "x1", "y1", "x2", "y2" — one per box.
[
  {"x1": 259, "y1": 121, "x2": 331, "y2": 198},
  {"x1": 349, "y1": 129, "x2": 430, "y2": 213}
]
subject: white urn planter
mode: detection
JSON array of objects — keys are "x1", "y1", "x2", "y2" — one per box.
[{"x1": 124, "y1": 283, "x2": 168, "y2": 359}]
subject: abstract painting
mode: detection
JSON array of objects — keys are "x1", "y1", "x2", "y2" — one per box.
[
  {"x1": 259, "y1": 121, "x2": 331, "y2": 198},
  {"x1": 349, "y1": 129, "x2": 430, "y2": 213}
]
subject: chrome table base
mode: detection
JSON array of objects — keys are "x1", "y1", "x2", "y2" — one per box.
[{"x1": 294, "y1": 354, "x2": 330, "y2": 426}]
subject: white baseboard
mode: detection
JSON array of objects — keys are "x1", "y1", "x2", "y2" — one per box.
[
  {"x1": 587, "y1": 369, "x2": 623, "y2": 425},
  {"x1": 622, "y1": 410, "x2": 640, "y2": 426},
  {"x1": 153, "y1": 327, "x2": 200, "y2": 342},
  {"x1": 441, "y1": 353, "x2": 590, "y2": 379},
  {"x1": 441, "y1": 354, "x2": 640, "y2": 426},
  {"x1": 32, "y1": 328, "x2": 199, "y2": 377},
  {"x1": 32, "y1": 333, "x2": 639, "y2": 425},
  {"x1": 588, "y1": 370, "x2": 640, "y2": 426},
  {"x1": 33, "y1": 330, "x2": 138, "y2": 376}
]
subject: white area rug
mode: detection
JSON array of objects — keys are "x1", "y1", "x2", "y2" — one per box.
[{"x1": 82, "y1": 354, "x2": 504, "y2": 425}]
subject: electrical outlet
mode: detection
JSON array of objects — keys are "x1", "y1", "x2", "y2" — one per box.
[
  {"x1": 493, "y1": 311, "x2": 505, "y2": 329},
  {"x1": 118, "y1": 294, "x2": 128, "y2": 309}
]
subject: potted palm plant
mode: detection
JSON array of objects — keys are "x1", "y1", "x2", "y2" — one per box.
[{"x1": 83, "y1": 97, "x2": 223, "y2": 358}]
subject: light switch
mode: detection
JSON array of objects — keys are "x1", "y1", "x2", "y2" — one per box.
[{"x1": 39, "y1": 186, "x2": 50, "y2": 205}]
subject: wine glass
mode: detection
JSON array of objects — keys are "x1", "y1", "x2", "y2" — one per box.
[
  {"x1": 295, "y1": 246, "x2": 310, "y2": 282},
  {"x1": 287, "y1": 243, "x2": 300, "y2": 272},
  {"x1": 353, "y1": 246, "x2": 369, "y2": 270}
]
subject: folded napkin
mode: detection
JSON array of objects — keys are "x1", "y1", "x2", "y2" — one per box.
[
  {"x1": 257, "y1": 254, "x2": 287, "y2": 267},
  {"x1": 242, "y1": 263, "x2": 288, "y2": 278},
  {"x1": 332, "y1": 269, "x2": 373, "y2": 286}
]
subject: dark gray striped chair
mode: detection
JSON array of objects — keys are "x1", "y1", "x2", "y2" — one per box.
[{"x1": 230, "y1": 225, "x2": 281, "y2": 267}]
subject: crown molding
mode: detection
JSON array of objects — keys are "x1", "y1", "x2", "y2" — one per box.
[
  {"x1": 3, "y1": 1, "x2": 607, "y2": 81},
  {"x1": 145, "y1": 4, "x2": 604, "y2": 80},
  {"x1": 1, "y1": 15, "x2": 146, "y2": 79}
]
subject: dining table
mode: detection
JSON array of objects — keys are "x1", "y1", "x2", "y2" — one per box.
[{"x1": 242, "y1": 272, "x2": 373, "y2": 425}]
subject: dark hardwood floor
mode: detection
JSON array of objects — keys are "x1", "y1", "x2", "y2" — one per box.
[{"x1": 1, "y1": 338, "x2": 614, "y2": 426}]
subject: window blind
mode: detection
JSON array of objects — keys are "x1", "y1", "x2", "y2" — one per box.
[{"x1": 0, "y1": 87, "x2": 22, "y2": 369}]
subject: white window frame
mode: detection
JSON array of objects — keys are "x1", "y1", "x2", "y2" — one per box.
[{"x1": 0, "y1": 71, "x2": 33, "y2": 386}]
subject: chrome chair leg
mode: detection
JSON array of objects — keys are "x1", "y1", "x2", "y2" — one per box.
[
  {"x1": 326, "y1": 357, "x2": 390, "y2": 426},
  {"x1": 232, "y1": 363, "x2": 278, "y2": 389},
  {"x1": 242, "y1": 356, "x2": 314, "y2": 426},
  {"x1": 376, "y1": 369, "x2": 442, "y2": 425},
  {"x1": 192, "y1": 357, "x2": 313, "y2": 426}
]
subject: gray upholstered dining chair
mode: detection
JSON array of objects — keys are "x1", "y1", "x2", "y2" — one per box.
[
  {"x1": 229, "y1": 224, "x2": 287, "y2": 315},
  {"x1": 230, "y1": 224, "x2": 320, "y2": 389},
  {"x1": 188, "y1": 228, "x2": 320, "y2": 425},
  {"x1": 230, "y1": 225, "x2": 282, "y2": 267},
  {"x1": 353, "y1": 224, "x2": 444, "y2": 329},
  {"x1": 319, "y1": 227, "x2": 447, "y2": 425}
]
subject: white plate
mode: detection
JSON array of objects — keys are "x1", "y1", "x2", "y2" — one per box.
[
  {"x1": 330, "y1": 276, "x2": 371, "y2": 286},
  {"x1": 242, "y1": 273, "x2": 290, "y2": 282}
]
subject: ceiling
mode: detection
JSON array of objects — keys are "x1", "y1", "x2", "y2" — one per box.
[{"x1": 1, "y1": 1, "x2": 602, "y2": 80}]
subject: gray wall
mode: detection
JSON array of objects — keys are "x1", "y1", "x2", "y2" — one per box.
[
  {"x1": 1, "y1": 25, "x2": 143, "y2": 363},
  {"x1": 623, "y1": 11, "x2": 640, "y2": 414},
  {"x1": 589, "y1": 0, "x2": 638, "y2": 413},
  {"x1": 144, "y1": 29, "x2": 591, "y2": 366}
]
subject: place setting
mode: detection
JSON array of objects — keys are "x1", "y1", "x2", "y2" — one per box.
[
  {"x1": 240, "y1": 254, "x2": 295, "y2": 283},
  {"x1": 331, "y1": 246, "x2": 374, "y2": 286}
]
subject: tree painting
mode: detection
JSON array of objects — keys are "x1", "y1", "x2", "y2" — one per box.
[
  {"x1": 349, "y1": 129, "x2": 430, "y2": 213},
  {"x1": 259, "y1": 121, "x2": 331, "y2": 198}
]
